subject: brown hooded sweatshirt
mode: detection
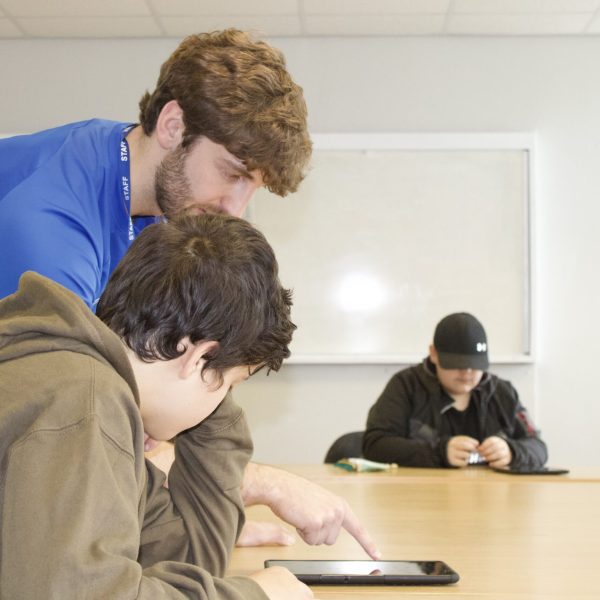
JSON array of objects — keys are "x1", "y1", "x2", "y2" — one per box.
[{"x1": 0, "y1": 272, "x2": 268, "y2": 600}]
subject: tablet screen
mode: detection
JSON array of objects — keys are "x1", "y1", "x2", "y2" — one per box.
[{"x1": 264, "y1": 559, "x2": 459, "y2": 585}]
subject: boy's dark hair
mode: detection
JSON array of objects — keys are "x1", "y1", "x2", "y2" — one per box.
[
  {"x1": 96, "y1": 214, "x2": 295, "y2": 384},
  {"x1": 138, "y1": 29, "x2": 312, "y2": 197}
]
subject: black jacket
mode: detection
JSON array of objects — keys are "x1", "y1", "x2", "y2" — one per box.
[{"x1": 363, "y1": 358, "x2": 547, "y2": 469}]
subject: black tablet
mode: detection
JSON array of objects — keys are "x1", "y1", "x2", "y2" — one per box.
[
  {"x1": 491, "y1": 466, "x2": 570, "y2": 475},
  {"x1": 263, "y1": 559, "x2": 459, "y2": 585}
]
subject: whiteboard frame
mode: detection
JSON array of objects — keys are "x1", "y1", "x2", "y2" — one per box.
[{"x1": 270, "y1": 132, "x2": 536, "y2": 365}]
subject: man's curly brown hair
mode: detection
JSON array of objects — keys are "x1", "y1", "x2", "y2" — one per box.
[{"x1": 139, "y1": 29, "x2": 312, "y2": 197}]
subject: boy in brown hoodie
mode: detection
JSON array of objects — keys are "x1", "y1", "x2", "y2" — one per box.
[{"x1": 0, "y1": 214, "x2": 313, "y2": 599}]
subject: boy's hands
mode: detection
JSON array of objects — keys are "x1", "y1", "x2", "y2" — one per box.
[
  {"x1": 447, "y1": 435, "x2": 512, "y2": 468},
  {"x1": 250, "y1": 567, "x2": 314, "y2": 599},
  {"x1": 242, "y1": 463, "x2": 380, "y2": 560},
  {"x1": 446, "y1": 435, "x2": 479, "y2": 467},
  {"x1": 478, "y1": 436, "x2": 512, "y2": 467},
  {"x1": 236, "y1": 520, "x2": 295, "y2": 547}
]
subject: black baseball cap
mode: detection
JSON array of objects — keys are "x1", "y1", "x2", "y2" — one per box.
[{"x1": 433, "y1": 312, "x2": 489, "y2": 370}]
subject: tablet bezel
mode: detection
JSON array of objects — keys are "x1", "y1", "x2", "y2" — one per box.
[{"x1": 263, "y1": 559, "x2": 460, "y2": 585}]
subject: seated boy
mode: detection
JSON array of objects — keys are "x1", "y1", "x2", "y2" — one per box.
[
  {"x1": 363, "y1": 312, "x2": 547, "y2": 469},
  {"x1": 0, "y1": 214, "x2": 312, "y2": 599}
]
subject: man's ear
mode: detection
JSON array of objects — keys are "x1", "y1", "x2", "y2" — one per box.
[
  {"x1": 155, "y1": 99, "x2": 184, "y2": 151},
  {"x1": 429, "y1": 344, "x2": 439, "y2": 365},
  {"x1": 179, "y1": 340, "x2": 219, "y2": 379}
]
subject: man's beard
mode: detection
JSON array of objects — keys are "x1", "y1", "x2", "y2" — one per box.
[{"x1": 154, "y1": 145, "x2": 194, "y2": 218}]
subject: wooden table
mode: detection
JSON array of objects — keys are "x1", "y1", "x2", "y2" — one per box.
[{"x1": 228, "y1": 465, "x2": 600, "y2": 599}]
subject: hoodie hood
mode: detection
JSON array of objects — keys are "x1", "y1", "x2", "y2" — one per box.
[{"x1": 0, "y1": 272, "x2": 138, "y2": 403}]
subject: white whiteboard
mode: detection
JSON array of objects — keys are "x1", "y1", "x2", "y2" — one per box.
[{"x1": 250, "y1": 133, "x2": 534, "y2": 364}]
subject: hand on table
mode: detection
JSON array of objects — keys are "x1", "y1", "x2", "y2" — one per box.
[{"x1": 236, "y1": 520, "x2": 295, "y2": 547}]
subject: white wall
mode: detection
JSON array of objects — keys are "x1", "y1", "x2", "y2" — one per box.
[{"x1": 1, "y1": 35, "x2": 598, "y2": 466}]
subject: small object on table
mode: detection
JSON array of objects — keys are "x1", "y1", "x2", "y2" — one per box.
[{"x1": 334, "y1": 457, "x2": 398, "y2": 472}]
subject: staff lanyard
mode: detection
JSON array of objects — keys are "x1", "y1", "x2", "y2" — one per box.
[{"x1": 119, "y1": 126, "x2": 135, "y2": 241}]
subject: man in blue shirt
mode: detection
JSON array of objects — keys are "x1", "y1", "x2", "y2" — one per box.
[
  {"x1": 0, "y1": 29, "x2": 312, "y2": 309},
  {"x1": 0, "y1": 29, "x2": 381, "y2": 563}
]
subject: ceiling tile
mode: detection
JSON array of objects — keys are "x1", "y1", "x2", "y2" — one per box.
[
  {"x1": 17, "y1": 16, "x2": 162, "y2": 37},
  {"x1": 447, "y1": 13, "x2": 592, "y2": 34},
  {"x1": 0, "y1": 0, "x2": 151, "y2": 18},
  {"x1": 160, "y1": 15, "x2": 302, "y2": 37},
  {"x1": 305, "y1": 14, "x2": 445, "y2": 35},
  {"x1": 303, "y1": 0, "x2": 449, "y2": 14},
  {"x1": 0, "y1": 17, "x2": 22, "y2": 36},
  {"x1": 0, "y1": 0, "x2": 599, "y2": 38},
  {"x1": 149, "y1": 0, "x2": 298, "y2": 16},
  {"x1": 454, "y1": 0, "x2": 600, "y2": 13}
]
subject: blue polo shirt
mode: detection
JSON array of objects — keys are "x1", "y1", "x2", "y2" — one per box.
[{"x1": 0, "y1": 119, "x2": 158, "y2": 308}]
